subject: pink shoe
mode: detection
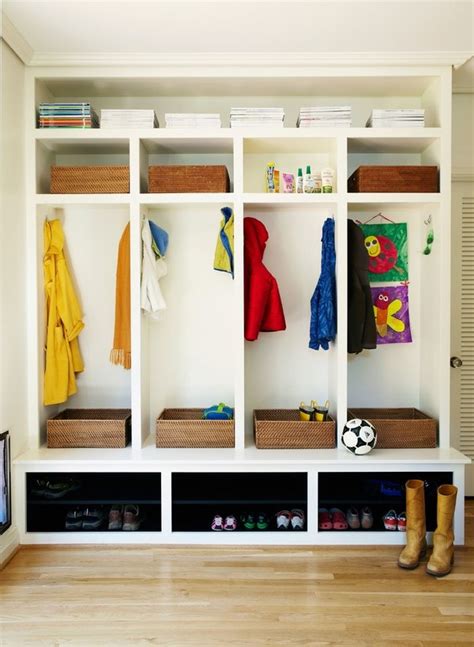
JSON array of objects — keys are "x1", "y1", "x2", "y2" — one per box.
[
  {"x1": 223, "y1": 515, "x2": 237, "y2": 531},
  {"x1": 383, "y1": 509, "x2": 398, "y2": 531},
  {"x1": 397, "y1": 512, "x2": 407, "y2": 532},
  {"x1": 211, "y1": 514, "x2": 224, "y2": 531}
]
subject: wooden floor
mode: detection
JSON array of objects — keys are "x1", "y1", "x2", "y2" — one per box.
[{"x1": 1, "y1": 503, "x2": 473, "y2": 646}]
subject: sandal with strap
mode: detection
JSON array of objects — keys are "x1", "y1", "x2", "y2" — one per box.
[
  {"x1": 318, "y1": 508, "x2": 332, "y2": 530},
  {"x1": 330, "y1": 508, "x2": 348, "y2": 530}
]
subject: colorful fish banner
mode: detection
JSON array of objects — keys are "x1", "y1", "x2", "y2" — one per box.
[
  {"x1": 361, "y1": 223, "x2": 408, "y2": 282},
  {"x1": 371, "y1": 284, "x2": 412, "y2": 344}
]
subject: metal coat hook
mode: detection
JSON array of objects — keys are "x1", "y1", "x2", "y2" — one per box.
[{"x1": 424, "y1": 214, "x2": 432, "y2": 225}]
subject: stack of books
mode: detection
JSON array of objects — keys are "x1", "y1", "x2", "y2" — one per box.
[
  {"x1": 230, "y1": 107, "x2": 285, "y2": 128},
  {"x1": 366, "y1": 109, "x2": 425, "y2": 128},
  {"x1": 38, "y1": 102, "x2": 99, "y2": 128},
  {"x1": 297, "y1": 106, "x2": 352, "y2": 128},
  {"x1": 165, "y1": 113, "x2": 221, "y2": 128},
  {"x1": 100, "y1": 109, "x2": 158, "y2": 129}
]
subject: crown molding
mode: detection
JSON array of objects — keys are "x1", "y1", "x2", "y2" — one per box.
[
  {"x1": 0, "y1": 13, "x2": 33, "y2": 64},
  {"x1": 28, "y1": 50, "x2": 473, "y2": 69}
]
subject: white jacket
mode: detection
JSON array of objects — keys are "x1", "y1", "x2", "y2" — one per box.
[{"x1": 141, "y1": 218, "x2": 167, "y2": 319}]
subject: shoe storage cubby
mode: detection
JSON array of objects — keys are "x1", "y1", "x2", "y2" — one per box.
[
  {"x1": 26, "y1": 472, "x2": 161, "y2": 532},
  {"x1": 318, "y1": 472, "x2": 453, "y2": 532},
  {"x1": 172, "y1": 472, "x2": 307, "y2": 532}
]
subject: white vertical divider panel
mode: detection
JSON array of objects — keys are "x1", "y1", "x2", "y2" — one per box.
[
  {"x1": 307, "y1": 469, "x2": 318, "y2": 536},
  {"x1": 160, "y1": 470, "x2": 172, "y2": 534},
  {"x1": 438, "y1": 68, "x2": 453, "y2": 448},
  {"x1": 129, "y1": 136, "x2": 142, "y2": 448},
  {"x1": 25, "y1": 69, "x2": 41, "y2": 448},
  {"x1": 335, "y1": 135, "x2": 348, "y2": 443},
  {"x1": 233, "y1": 134, "x2": 245, "y2": 450}
]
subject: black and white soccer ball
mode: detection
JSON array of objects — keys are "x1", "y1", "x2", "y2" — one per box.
[{"x1": 342, "y1": 419, "x2": 377, "y2": 455}]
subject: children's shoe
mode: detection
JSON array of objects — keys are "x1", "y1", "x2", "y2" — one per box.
[
  {"x1": 361, "y1": 506, "x2": 373, "y2": 529},
  {"x1": 397, "y1": 512, "x2": 407, "y2": 532},
  {"x1": 329, "y1": 508, "x2": 348, "y2": 530},
  {"x1": 346, "y1": 507, "x2": 360, "y2": 529},
  {"x1": 31, "y1": 479, "x2": 48, "y2": 498},
  {"x1": 383, "y1": 509, "x2": 398, "y2": 531},
  {"x1": 65, "y1": 508, "x2": 83, "y2": 530},
  {"x1": 122, "y1": 505, "x2": 142, "y2": 531},
  {"x1": 318, "y1": 508, "x2": 332, "y2": 530},
  {"x1": 108, "y1": 505, "x2": 124, "y2": 530},
  {"x1": 44, "y1": 479, "x2": 81, "y2": 500},
  {"x1": 82, "y1": 508, "x2": 105, "y2": 530},
  {"x1": 290, "y1": 509, "x2": 305, "y2": 531},
  {"x1": 276, "y1": 510, "x2": 291, "y2": 530},
  {"x1": 223, "y1": 515, "x2": 237, "y2": 531},
  {"x1": 211, "y1": 514, "x2": 224, "y2": 531},
  {"x1": 256, "y1": 513, "x2": 269, "y2": 530},
  {"x1": 240, "y1": 513, "x2": 256, "y2": 530}
]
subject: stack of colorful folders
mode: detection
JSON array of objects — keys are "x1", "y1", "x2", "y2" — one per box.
[{"x1": 38, "y1": 103, "x2": 99, "y2": 128}]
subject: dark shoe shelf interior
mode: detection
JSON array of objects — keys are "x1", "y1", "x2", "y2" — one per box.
[
  {"x1": 318, "y1": 472, "x2": 453, "y2": 532},
  {"x1": 172, "y1": 472, "x2": 307, "y2": 532},
  {"x1": 26, "y1": 472, "x2": 161, "y2": 532}
]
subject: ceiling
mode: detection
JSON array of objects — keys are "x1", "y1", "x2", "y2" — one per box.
[{"x1": 2, "y1": 1, "x2": 473, "y2": 56}]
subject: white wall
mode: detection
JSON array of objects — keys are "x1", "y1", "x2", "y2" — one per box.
[
  {"x1": 0, "y1": 40, "x2": 26, "y2": 563},
  {"x1": 452, "y1": 93, "x2": 474, "y2": 172}
]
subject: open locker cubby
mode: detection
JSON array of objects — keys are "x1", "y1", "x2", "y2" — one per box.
[
  {"x1": 141, "y1": 202, "x2": 236, "y2": 445},
  {"x1": 37, "y1": 205, "x2": 131, "y2": 445},
  {"x1": 26, "y1": 472, "x2": 161, "y2": 532},
  {"x1": 244, "y1": 202, "x2": 339, "y2": 446},
  {"x1": 318, "y1": 472, "x2": 453, "y2": 532},
  {"x1": 172, "y1": 472, "x2": 307, "y2": 532}
]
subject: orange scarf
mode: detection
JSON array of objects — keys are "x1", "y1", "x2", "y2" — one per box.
[{"x1": 110, "y1": 222, "x2": 131, "y2": 369}]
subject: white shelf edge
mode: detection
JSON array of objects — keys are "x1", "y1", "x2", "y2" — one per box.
[
  {"x1": 13, "y1": 445, "x2": 471, "y2": 467},
  {"x1": 347, "y1": 193, "x2": 441, "y2": 204},
  {"x1": 139, "y1": 193, "x2": 234, "y2": 205},
  {"x1": 35, "y1": 193, "x2": 131, "y2": 205},
  {"x1": 243, "y1": 193, "x2": 338, "y2": 204}
]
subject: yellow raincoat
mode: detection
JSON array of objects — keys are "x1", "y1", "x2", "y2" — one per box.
[{"x1": 43, "y1": 220, "x2": 84, "y2": 405}]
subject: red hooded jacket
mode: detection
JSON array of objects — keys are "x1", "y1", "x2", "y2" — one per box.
[{"x1": 244, "y1": 217, "x2": 286, "y2": 341}]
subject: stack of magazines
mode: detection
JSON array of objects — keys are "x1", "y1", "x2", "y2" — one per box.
[
  {"x1": 367, "y1": 109, "x2": 425, "y2": 128},
  {"x1": 38, "y1": 102, "x2": 99, "y2": 128},
  {"x1": 100, "y1": 109, "x2": 158, "y2": 129},
  {"x1": 297, "y1": 106, "x2": 352, "y2": 128},
  {"x1": 165, "y1": 113, "x2": 221, "y2": 128},
  {"x1": 230, "y1": 107, "x2": 284, "y2": 128}
]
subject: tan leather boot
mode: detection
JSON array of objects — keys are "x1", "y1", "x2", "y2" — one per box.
[
  {"x1": 426, "y1": 484, "x2": 458, "y2": 577},
  {"x1": 398, "y1": 479, "x2": 427, "y2": 569}
]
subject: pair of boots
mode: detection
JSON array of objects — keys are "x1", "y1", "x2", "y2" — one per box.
[{"x1": 398, "y1": 480, "x2": 458, "y2": 577}]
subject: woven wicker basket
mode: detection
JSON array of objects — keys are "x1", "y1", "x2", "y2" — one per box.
[
  {"x1": 347, "y1": 408, "x2": 437, "y2": 448},
  {"x1": 156, "y1": 408, "x2": 235, "y2": 448},
  {"x1": 51, "y1": 166, "x2": 130, "y2": 194},
  {"x1": 47, "y1": 409, "x2": 131, "y2": 448},
  {"x1": 254, "y1": 410, "x2": 336, "y2": 449},
  {"x1": 347, "y1": 165, "x2": 438, "y2": 193},
  {"x1": 148, "y1": 165, "x2": 230, "y2": 193}
]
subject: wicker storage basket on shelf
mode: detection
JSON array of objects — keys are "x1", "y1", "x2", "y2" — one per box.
[
  {"x1": 50, "y1": 166, "x2": 130, "y2": 194},
  {"x1": 347, "y1": 165, "x2": 438, "y2": 193},
  {"x1": 347, "y1": 408, "x2": 437, "y2": 448},
  {"x1": 148, "y1": 165, "x2": 230, "y2": 193},
  {"x1": 254, "y1": 410, "x2": 336, "y2": 449},
  {"x1": 47, "y1": 409, "x2": 131, "y2": 448},
  {"x1": 156, "y1": 408, "x2": 235, "y2": 448}
]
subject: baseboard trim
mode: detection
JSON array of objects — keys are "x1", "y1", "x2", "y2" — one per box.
[{"x1": 0, "y1": 525, "x2": 20, "y2": 569}]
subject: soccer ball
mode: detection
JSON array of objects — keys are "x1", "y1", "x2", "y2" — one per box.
[{"x1": 342, "y1": 419, "x2": 377, "y2": 455}]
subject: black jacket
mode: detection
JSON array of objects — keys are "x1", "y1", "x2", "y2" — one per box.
[{"x1": 348, "y1": 220, "x2": 377, "y2": 354}]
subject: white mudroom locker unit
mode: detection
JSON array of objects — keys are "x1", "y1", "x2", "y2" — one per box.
[{"x1": 14, "y1": 60, "x2": 470, "y2": 546}]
